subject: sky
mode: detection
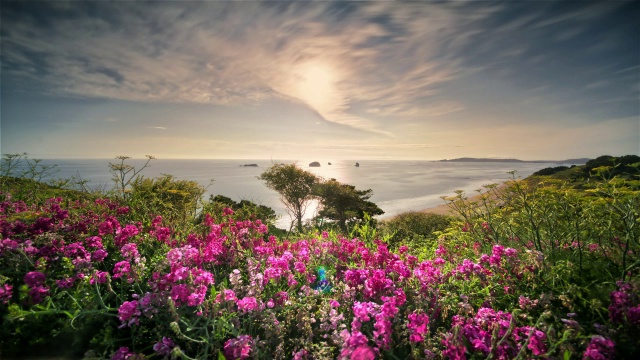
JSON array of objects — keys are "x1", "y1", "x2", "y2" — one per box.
[{"x1": 1, "y1": 0, "x2": 639, "y2": 161}]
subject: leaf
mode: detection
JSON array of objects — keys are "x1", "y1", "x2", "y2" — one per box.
[{"x1": 218, "y1": 350, "x2": 226, "y2": 360}]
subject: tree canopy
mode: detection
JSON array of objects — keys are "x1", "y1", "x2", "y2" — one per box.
[
  {"x1": 258, "y1": 163, "x2": 318, "y2": 232},
  {"x1": 313, "y1": 178, "x2": 383, "y2": 232}
]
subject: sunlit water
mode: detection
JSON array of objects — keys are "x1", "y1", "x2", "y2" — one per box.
[{"x1": 30, "y1": 158, "x2": 557, "y2": 229}]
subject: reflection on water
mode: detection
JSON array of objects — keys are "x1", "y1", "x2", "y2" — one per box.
[{"x1": 31, "y1": 158, "x2": 553, "y2": 228}]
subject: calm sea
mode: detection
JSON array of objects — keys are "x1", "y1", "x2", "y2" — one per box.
[{"x1": 33, "y1": 158, "x2": 554, "y2": 228}]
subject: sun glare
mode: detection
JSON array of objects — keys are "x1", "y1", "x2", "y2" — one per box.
[{"x1": 295, "y1": 62, "x2": 337, "y2": 114}]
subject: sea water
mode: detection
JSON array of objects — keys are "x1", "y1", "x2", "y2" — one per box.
[{"x1": 30, "y1": 158, "x2": 553, "y2": 229}]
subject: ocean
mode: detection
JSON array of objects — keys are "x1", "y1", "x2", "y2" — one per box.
[{"x1": 29, "y1": 158, "x2": 554, "y2": 228}]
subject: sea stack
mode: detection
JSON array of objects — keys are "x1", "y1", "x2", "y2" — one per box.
[
  {"x1": 355, "y1": 162, "x2": 360, "y2": 167},
  {"x1": 309, "y1": 161, "x2": 321, "y2": 167}
]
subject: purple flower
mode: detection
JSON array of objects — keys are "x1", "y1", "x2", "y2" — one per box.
[
  {"x1": 0, "y1": 283, "x2": 13, "y2": 304},
  {"x1": 153, "y1": 337, "x2": 175, "y2": 356},
  {"x1": 92, "y1": 249, "x2": 109, "y2": 262},
  {"x1": 111, "y1": 347, "x2": 135, "y2": 360},
  {"x1": 583, "y1": 335, "x2": 615, "y2": 360},
  {"x1": 24, "y1": 271, "x2": 46, "y2": 288}
]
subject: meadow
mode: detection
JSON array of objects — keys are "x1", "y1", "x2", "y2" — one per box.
[{"x1": 0, "y1": 154, "x2": 638, "y2": 359}]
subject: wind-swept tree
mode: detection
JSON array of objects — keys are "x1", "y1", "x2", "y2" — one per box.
[
  {"x1": 258, "y1": 163, "x2": 319, "y2": 232},
  {"x1": 314, "y1": 178, "x2": 384, "y2": 232}
]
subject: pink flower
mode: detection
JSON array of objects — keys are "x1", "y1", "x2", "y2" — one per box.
[
  {"x1": 350, "y1": 345, "x2": 376, "y2": 360},
  {"x1": 118, "y1": 300, "x2": 140, "y2": 327},
  {"x1": 527, "y1": 329, "x2": 547, "y2": 356},
  {"x1": 237, "y1": 297, "x2": 259, "y2": 312},
  {"x1": 0, "y1": 284, "x2": 13, "y2": 304},
  {"x1": 407, "y1": 312, "x2": 429, "y2": 343},
  {"x1": 224, "y1": 334, "x2": 252, "y2": 359},
  {"x1": 294, "y1": 261, "x2": 306, "y2": 273},
  {"x1": 113, "y1": 261, "x2": 132, "y2": 281}
]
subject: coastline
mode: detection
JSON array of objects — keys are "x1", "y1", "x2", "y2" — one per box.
[{"x1": 417, "y1": 181, "x2": 512, "y2": 218}]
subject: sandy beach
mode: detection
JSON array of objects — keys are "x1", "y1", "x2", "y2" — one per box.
[{"x1": 418, "y1": 182, "x2": 511, "y2": 217}]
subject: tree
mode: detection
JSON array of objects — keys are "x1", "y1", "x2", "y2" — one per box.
[
  {"x1": 258, "y1": 163, "x2": 319, "y2": 232},
  {"x1": 314, "y1": 178, "x2": 384, "y2": 232}
]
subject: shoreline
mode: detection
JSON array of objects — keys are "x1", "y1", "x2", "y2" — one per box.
[{"x1": 416, "y1": 181, "x2": 511, "y2": 218}]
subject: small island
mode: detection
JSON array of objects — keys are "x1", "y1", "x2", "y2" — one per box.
[
  {"x1": 309, "y1": 161, "x2": 321, "y2": 167},
  {"x1": 242, "y1": 164, "x2": 258, "y2": 167}
]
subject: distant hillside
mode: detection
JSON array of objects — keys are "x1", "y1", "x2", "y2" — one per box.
[
  {"x1": 531, "y1": 154, "x2": 640, "y2": 184},
  {"x1": 437, "y1": 157, "x2": 590, "y2": 164}
]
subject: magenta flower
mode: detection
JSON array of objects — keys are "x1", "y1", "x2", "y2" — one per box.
[
  {"x1": 0, "y1": 284, "x2": 13, "y2": 304},
  {"x1": 224, "y1": 334, "x2": 252, "y2": 359},
  {"x1": 583, "y1": 335, "x2": 615, "y2": 360},
  {"x1": 350, "y1": 345, "x2": 376, "y2": 360},
  {"x1": 407, "y1": 312, "x2": 429, "y2": 343},
  {"x1": 24, "y1": 271, "x2": 46, "y2": 287},
  {"x1": 91, "y1": 249, "x2": 109, "y2": 262},
  {"x1": 113, "y1": 261, "x2": 132, "y2": 281},
  {"x1": 111, "y1": 346, "x2": 135, "y2": 360},
  {"x1": 237, "y1": 296, "x2": 259, "y2": 312},
  {"x1": 118, "y1": 300, "x2": 141, "y2": 327}
]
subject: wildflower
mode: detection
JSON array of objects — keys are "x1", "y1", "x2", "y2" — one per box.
[
  {"x1": 114, "y1": 224, "x2": 139, "y2": 246},
  {"x1": 118, "y1": 300, "x2": 140, "y2": 327},
  {"x1": 111, "y1": 347, "x2": 135, "y2": 360},
  {"x1": 120, "y1": 243, "x2": 140, "y2": 263},
  {"x1": 224, "y1": 334, "x2": 252, "y2": 359},
  {"x1": 583, "y1": 335, "x2": 615, "y2": 360},
  {"x1": 407, "y1": 312, "x2": 429, "y2": 343},
  {"x1": 294, "y1": 261, "x2": 306, "y2": 273},
  {"x1": 90, "y1": 271, "x2": 109, "y2": 284},
  {"x1": 113, "y1": 261, "x2": 132, "y2": 282},
  {"x1": 237, "y1": 296, "x2": 259, "y2": 312},
  {"x1": 153, "y1": 337, "x2": 175, "y2": 356},
  {"x1": 24, "y1": 271, "x2": 46, "y2": 287},
  {"x1": 55, "y1": 277, "x2": 76, "y2": 289},
  {"x1": 293, "y1": 349, "x2": 309, "y2": 360},
  {"x1": 92, "y1": 249, "x2": 109, "y2": 262},
  {"x1": 527, "y1": 328, "x2": 547, "y2": 356},
  {"x1": 0, "y1": 284, "x2": 14, "y2": 304},
  {"x1": 28, "y1": 285, "x2": 49, "y2": 304},
  {"x1": 229, "y1": 269, "x2": 243, "y2": 287},
  {"x1": 350, "y1": 345, "x2": 376, "y2": 360}
]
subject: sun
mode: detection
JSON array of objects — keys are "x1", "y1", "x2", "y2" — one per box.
[{"x1": 295, "y1": 62, "x2": 337, "y2": 114}]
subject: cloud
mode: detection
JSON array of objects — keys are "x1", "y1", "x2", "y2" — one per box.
[
  {"x1": 2, "y1": 0, "x2": 636, "y2": 138},
  {"x1": 1, "y1": 1, "x2": 490, "y2": 136}
]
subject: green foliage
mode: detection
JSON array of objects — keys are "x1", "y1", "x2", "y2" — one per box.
[
  {"x1": 258, "y1": 163, "x2": 319, "y2": 232},
  {"x1": 313, "y1": 178, "x2": 384, "y2": 232},
  {"x1": 128, "y1": 174, "x2": 207, "y2": 225},
  {"x1": 379, "y1": 211, "x2": 453, "y2": 250},
  {"x1": 201, "y1": 195, "x2": 278, "y2": 226}
]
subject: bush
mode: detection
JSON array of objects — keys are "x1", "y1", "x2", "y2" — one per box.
[{"x1": 379, "y1": 211, "x2": 453, "y2": 250}]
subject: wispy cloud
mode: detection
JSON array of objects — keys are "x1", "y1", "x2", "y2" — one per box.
[{"x1": 0, "y1": 1, "x2": 491, "y2": 136}]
